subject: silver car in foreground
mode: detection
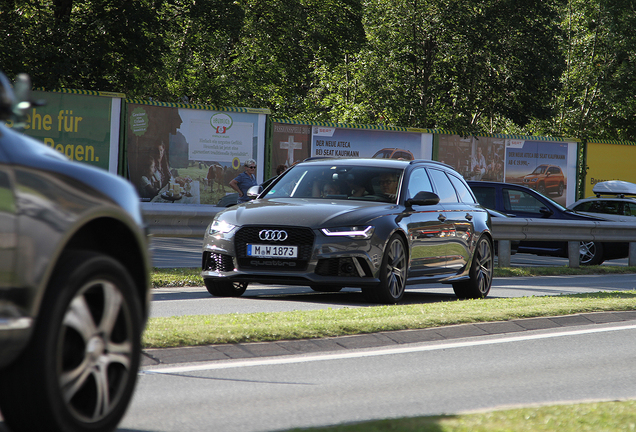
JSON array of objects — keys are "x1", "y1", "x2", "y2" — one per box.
[
  {"x1": 0, "y1": 73, "x2": 151, "y2": 432},
  {"x1": 202, "y1": 158, "x2": 493, "y2": 304}
]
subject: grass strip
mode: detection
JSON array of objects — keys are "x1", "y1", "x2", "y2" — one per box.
[
  {"x1": 285, "y1": 399, "x2": 636, "y2": 431},
  {"x1": 151, "y1": 266, "x2": 636, "y2": 288},
  {"x1": 142, "y1": 290, "x2": 636, "y2": 348}
]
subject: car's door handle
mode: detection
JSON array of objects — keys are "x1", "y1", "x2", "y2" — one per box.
[
  {"x1": 465, "y1": 213, "x2": 473, "y2": 221},
  {"x1": 438, "y1": 214, "x2": 446, "y2": 222}
]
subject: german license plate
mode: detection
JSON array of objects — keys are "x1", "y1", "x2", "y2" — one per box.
[{"x1": 247, "y1": 244, "x2": 298, "y2": 258}]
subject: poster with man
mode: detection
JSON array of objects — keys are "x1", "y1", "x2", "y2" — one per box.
[{"x1": 126, "y1": 102, "x2": 265, "y2": 205}]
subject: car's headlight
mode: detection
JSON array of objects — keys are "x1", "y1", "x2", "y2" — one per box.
[
  {"x1": 321, "y1": 226, "x2": 375, "y2": 239},
  {"x1": 208, "y1": 220, "x2": 237, "y2": 235}
]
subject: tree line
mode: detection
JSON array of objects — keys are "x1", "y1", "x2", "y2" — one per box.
[{"x1": 2, "y1": 0, "x2": 635, "y2": 141}]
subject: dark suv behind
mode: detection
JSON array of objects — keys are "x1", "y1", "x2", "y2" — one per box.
[
  {"x1": 467, "y1": 180, "x2": 628, "y2": 265},
  {"x1": 0, "y1": 73, "x2": 151, "y2": 432}
]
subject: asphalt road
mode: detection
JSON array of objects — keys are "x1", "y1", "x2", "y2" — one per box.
[{"x1": 122, "y1": 319, "x2": 636, "y2": 432}]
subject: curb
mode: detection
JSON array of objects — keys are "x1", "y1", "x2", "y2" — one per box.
[{"x1": 142, "y1": 310, "x2": 636, "y2": 367}]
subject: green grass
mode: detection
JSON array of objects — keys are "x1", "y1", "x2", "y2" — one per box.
[
  {"x1": 285, "y1": 399, "x2": 636, "y2": 431},
  {"x1": 143, "y1": 290, "x2": 636, "y2": 348}
]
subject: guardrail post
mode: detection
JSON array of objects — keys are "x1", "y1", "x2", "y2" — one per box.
[
  {"x1": 629, "y1": 242, "x2": 636, "y2": 267},
  {"x1": 568, "y1": 241, "x2": 580, "y2": 268},
  {"x1": 497, "y1": 240, "x2": 511, "y2": 268}
]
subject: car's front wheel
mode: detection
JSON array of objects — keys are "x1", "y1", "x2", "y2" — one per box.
[
  {"x1": 205, "y1": 279, "x2": 248, "y2": 297},
  {"x1": 0, "y1": 251, "x2": 143, "y2": 432},
  {"x1": 579, "y1": 241, "x2": 604, "y2": 265},
  {"x1": 364, "y1": 234, "x2": 407, "y2": 304},
  {"x1": 453, "y1": 235, "x2": 493, "y2": 299}
]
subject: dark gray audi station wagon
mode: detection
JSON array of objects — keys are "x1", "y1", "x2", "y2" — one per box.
[{"x1": 202, "y1": 158, "x2": 493, "y2": 303}]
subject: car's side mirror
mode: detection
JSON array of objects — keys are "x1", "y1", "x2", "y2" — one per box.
[
  {"x1": 247, "y1": 185, "x2": 262, "y2": 198},
  {"x1": 405, "y1": 191, "x2": 440, "y2": 207},
  {"x1": 539, "y1": 207, "x2": 554, "y2": 217}
]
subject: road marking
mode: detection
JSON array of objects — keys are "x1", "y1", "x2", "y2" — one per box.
[{"x1": 141, "y1": 323, "x2": 636, "y2": 375}]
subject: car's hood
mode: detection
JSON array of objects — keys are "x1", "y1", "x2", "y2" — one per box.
[
  {"x1": 523, "y1": 174, "x2": 543, "y2": 180},
  {"x1": 217, "y1": 198, "x2": 399, "y2": 227}
]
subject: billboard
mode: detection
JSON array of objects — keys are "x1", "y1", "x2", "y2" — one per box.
[
  {"x1": 435, "y1": 133, "x2": 577, "y2": 206},
  {"x1": 4, "y1": 90, "x2": 123, "y2": 173},
  {"x1": 584, "y1": 142, "x2": 636, "y2": 197},
  {"x1": 126, "y1": 102, "x2": 268, "y2": 205}
]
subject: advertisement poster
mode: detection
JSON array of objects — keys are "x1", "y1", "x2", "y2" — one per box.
[
  {"x1": 310, "y1": 127, "x2": 427, "y2": 160},
  {"x1": 126, "y1": 103, "x2": 264, "y2": 205},
  {"x1": 584, "y1": 142, "x2": 636, "y2": 197},
  {"x1": 436, "y1": 135, "x2": 505, "y2": 182},
  {"x1": 271, "y1": 122, "x2": 311, "y2": 178},
  {"x1": 5, "y1": 90, "x2": 122, "y2": 172},
  {"x1": 505, "y1": 140, "x2": 570, "y2": 205}
]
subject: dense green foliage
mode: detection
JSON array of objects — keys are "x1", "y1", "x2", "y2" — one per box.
[{"x1": 2, "y1": 0, "x2": 635, "y2": 140}]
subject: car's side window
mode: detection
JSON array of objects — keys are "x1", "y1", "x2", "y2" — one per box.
[
  {"x1": 624, "y1": 203, "x2": 635, "y2": 216},
  {"x1": 448, "y1": 174, "x2": 476, "y2": 203},
  {"x1": 406, "y1": 168, "x2": 433, "y2": 199},
  {"x1": 503, "y1": 188, "x2": 545, "y2": 214},
  {"x1": 429, "y1": 169, "x2": 458, "y2": 203},
  {"x1": 470, "y1": 186, "x2": 496, "y2": 209}
]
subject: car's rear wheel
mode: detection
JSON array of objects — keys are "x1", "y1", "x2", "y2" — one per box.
[
  {"x1": 0, "y1": 251, "x2": 142, "y2": 432},
  {"x1": 310, "y1": 285, "x2": 343, "y2": 292},
  {"x1": 453, "y1": 235, "x2": 493, "y2": 299},
  {"x1": 364, "y1": 234, "x2": 407, "y2": 304},
  {"x1": 205, "y1": 279, "x2": 248, "y2": 297},
  {"x1": 579, "y1": 241, "x2": 604, "y2": 265}
]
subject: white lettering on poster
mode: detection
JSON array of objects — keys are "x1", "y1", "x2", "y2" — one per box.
[{"x1": 188, "y1": 119, "x2": 253, "y2": 162}]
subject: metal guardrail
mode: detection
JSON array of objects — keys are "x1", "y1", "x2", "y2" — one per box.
[
  {"x1": 142, "y1": 204, "x2": 222, "y2": 238},
  {"x1": 491, "y1": 218, "x2": 636, "y2": 268},
  {"x1": 142, "y1": 204, "x2": 636, "y2": 268}
]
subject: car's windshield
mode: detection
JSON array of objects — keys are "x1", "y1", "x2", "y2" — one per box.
[
  {"x1": 264, "y1": 164, "x2": 404, "y2": 203},
  {"x1": 531, "y1": 165, "x2": 548, "y2": 174}
]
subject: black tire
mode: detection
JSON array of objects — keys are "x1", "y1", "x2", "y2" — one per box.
[
  {"x1": 579, "y1": 241, "x2": 604, "y2": 265},
  {"x1": 0, "y1": 251, "x2": 143, "y2": 432},
  {"x1": 537, "y1": 183, "x2": 546, "y2": 195},
  {"x1": 557, "y1": 182, "x2": 564, "y2": 196},
  {"x1": 310, "y1": 285, "x2": 343, "y2": 293},
  {"x1": 204, "y1": 279, "x2": 248, "y2": 297},
  {"x1": 453, "y1": 235, "x2": 493, "y2": 299},
  {"x1": 364, "y1": 234, "x2": 407, "y2": 304}
]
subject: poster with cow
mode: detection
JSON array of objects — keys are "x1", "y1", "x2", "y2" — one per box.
[{"x1": 125, "y1": 102, "x2": 267, "y2": 205}]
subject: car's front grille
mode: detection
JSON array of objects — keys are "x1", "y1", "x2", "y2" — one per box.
[
  {"x1": 235, "y1": 226, "x2": 314, "y2": 270},
  {"x1": 202, "y1": 252, "x2": 234, "y2": 272}
]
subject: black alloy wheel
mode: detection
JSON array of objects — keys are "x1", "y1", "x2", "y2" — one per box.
[
  {"x1": 453, "y1": 235, "x2": 493, "y2": 299},
  {"x1": 0, "y1": 251, "x2": 143, "y2": 432},
  {"x1": 365, "y1": 233, "x2": 407, "y2": 304}
]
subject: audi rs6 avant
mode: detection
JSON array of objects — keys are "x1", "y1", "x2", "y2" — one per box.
[{"x1": 202, "y1": 158, "x2": 493, "y2": 304}]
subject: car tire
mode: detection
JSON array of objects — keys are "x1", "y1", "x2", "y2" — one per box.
[
  {"x1": 364, "y1": 233, "x2": 407, "y2": 304},
  {"x1": 579, "y1": 241, "x2": 604, "y2": 265},
  {"x1": 557, "y1": 182, "x2": 564, "y2": 196},
  {"x1": 0, "y1": 251, "x2": 142, "y2": 432},
  {"x1": 538, "y1": 183, "x2": 546, "y2": 194},
  {"x1": 452, "y1": 235, "x2": 493, "y2": 299},
  {"x1": 204, "y1": 279, "x2": 248, "y2": 297},
  {"x1": 310, "y1": 285, "x2": 343, "y2": 293}
]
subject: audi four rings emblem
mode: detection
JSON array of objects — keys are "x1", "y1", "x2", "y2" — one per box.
[{"x1": 259, "y1": 230, "x2": 288, "y2": 241}]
